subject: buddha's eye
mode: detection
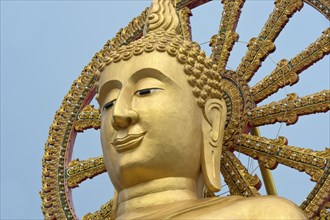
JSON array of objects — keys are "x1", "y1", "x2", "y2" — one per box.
[
  {"x1": 103, "y1": 99, "x2": 116, "y2": 111},
  {"x1": 134, "y1": 88, "x2": 163, "y2": 96}
]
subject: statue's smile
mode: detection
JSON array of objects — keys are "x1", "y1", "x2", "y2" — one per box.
[{"x1": 112, "y1": 132, "x2": 146, "y2": 153}]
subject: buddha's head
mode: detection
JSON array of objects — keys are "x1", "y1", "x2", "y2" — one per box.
[{"x1": 95, "y1": 0, "x2": 227, "y2": 195}]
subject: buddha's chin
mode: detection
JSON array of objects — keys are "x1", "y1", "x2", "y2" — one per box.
[{"x1": 113, "y1": 157, "x2": 177, "y2": 188}]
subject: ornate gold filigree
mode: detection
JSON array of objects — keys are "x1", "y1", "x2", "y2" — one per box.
[
  {"x1": 221, "y1": 151, "x2": 261, "y2": 197},
  {"x1": 104, "y1": 0, "x2": 211, "y2": 51},
  {"x1": 300, "y1": 162, "x2": 330, "y2": 219},
  {"x1": 248, "y1": 90, "x2": 330, "y2": 127},
  {"x1": 237, "y1": 37, "x2": 275, "y2": 81},
  {"x1": 66, "y1": 156, "x2": 106, "y2": 188},
  {"x1": 178, "y1": 7, "x2": 192, "y2": 41},
  {"x1": 104, "y1": 8, "x2": 149, "y2": 50},
  {"x1": 236, "y1": 135, "x2": 330, "y2": 218},
  {"x1": 252, "y1": 28, "x2": 330, "y2": 103},
  {"x1": 41, "y1": 2, "x2": 215, "y2": 219},
  {"x1": 74, "y1": 105, "x2": 100, "y2": 132},
  {"x1": 221, "y1": 70, "x2": 254, "y2": 148},
  {"x1": 314, "y1": 202, "x2": 330, "y2": 219},
  {"x1": 41, "y1": 72, "x2": 97, "y2": 219},
  {"x1": 176, "y1": 0, "x2": 211, "y2": 9},
  {"x1": 304, "y1": 0, "x2": 330, "y2": 20},
  {"x1": 236, "y1": 0, "x2": 303, "y2": 82},
  {"x1": 41, "y1": 0, "x2": 330, "y2": 219},
  {"x1": 210, "y1": 0, "x2": 245, "y2": 71},
  {"x1": 236, "y1": 134, "x2": 329, "y2": 181},
  {"x1": 82, "y1": 200, "x2": 113, "y2": 220}
]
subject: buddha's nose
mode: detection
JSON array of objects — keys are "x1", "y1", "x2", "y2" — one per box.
[{"x1": 111, "y1": 100, "x2": 139, "y2": 130}]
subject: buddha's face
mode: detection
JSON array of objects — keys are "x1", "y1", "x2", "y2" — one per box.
[{"x1": 98, "y1": 51, "x2": 203, "y2": 190}]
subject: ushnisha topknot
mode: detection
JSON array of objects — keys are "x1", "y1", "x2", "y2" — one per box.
[
  {"x1": 94, "y1": 30, "x2": 223, "y2": 108},
  {"x1": 143, "y1": 0, "x2": 180, "y2": 35}
]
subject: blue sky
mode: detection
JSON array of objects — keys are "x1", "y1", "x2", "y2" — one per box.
[{"x1": 1, "y1": 1, "x2": 329, "y2": 219}]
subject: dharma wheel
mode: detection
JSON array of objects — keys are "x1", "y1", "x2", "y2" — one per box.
[{"x1": 41, "y1": 0, "x2": 330, "y2": 219}]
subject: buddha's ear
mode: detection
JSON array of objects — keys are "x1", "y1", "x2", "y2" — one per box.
[{"x1": 201, "y1": 98, "x2": 227, "y2": 192}]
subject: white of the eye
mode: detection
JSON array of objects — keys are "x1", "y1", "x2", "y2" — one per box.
[{"x1": 136, "y1": 88, "x2": 163, "y2": 96}]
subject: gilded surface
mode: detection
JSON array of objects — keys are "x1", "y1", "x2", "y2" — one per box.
[
  {"x1": 236, "y1": 134, "x2": 330, "y2": 218},
  {"x1": 236, "y1": 0, "x2": 303, "y2": 82},
  {"x1": 221, "y1": 151, "x2": 261, "y2": 197},
  {"x1": 300, "y1": 162, "x2": 330, "y2": 219},
  {"x1": 252, "y1": 28, "x2": 330, "y2": 103},
  {"x1": 304, "y1": 0, "x2": 330, "y2": 20},
  {"x1": 178, "y1": 7, "x2": 192, "y2": 41},
  {"x1": 66, "y1": 156, "x2": 106, "y2": 188},
  {"x1": 104, "y1": 0, "x2": 210, "y2": 51},
  {"x1": 236, "y1": 134, "x2": 328, "y2": 180},
  {"x1": 40, "y1": 0, "x2": 330, "y2": 219},
  {"x1": 82, "y1": 200, "x2": 113, "y2": 220},
  {"x1": 105, "y1": 8, "x2": 149, "y2": 51},
  {"x1": 248, "y1": 90, "x2": 330, "y2": 127},
  {"x1": 74, "y1": 105, "x2": 100, "y2": 132},
  {"x1": 146, "y1": 0, "x2": 180, "y2": 33},
  {"x1": 210, "y1": 0, "x2": 245, "y2": 71},
  {"x1": 315, "y1": 202, "x2": 330, "y2": 219},
  {"x1": 41, "y1": 71, "x2": 97, "y2": 219},
  {"x1": 220, "y1": 71, "x2": 254, "y2": 148}
]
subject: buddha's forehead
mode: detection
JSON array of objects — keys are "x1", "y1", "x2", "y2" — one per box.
[{"x1": 98, "y1": 50, "x2": 187, "y2": 91}]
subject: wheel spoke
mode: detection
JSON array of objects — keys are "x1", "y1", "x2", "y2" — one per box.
[
  {"x1": 176, "y1": 0, "x2": 211, "y2": 9},
  {"x1": 300, "y1": 162, "x2": 330, "y2": 219},
  {"x1": 236, "y1": 0, "x2": 304, "y2": 82},
  {"x1": 314, "y1": 202, "x2": 330, "y2": 219},
  {"x1": 178, "y1": 7, "x2": 192, "y2": 41},
  {"x1": 221, "y1": 150, "x2": 261, "y2": 197},
  {"x1": 74, "y1": 105, "x2": 100, "y2": 132},
  {"x1": 66, "y1": 156, "x2": 106, "y2": 188},
  {"x1": 304, "y1": 0, "x2": 330, "y2": 20},
  {"x1": 247, "y1": 90, "x2": 330, "y2": 127},
  {"x1": 236, "y1": 134, "x2": 329, "y2": 182},
  {"x1": 252, "y1": 28, "x2": 330, "y2": 103},
  {"x1": 210, "y1": 0, "x2": 245, "y2": 71},
  {"x1": 82, "y1": 200, "x2": 113, "y2": 220}
]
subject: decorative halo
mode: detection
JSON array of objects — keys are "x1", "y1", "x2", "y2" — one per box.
[{"x1": 41, "y1": 1, "x2": 330, "y2": 219}]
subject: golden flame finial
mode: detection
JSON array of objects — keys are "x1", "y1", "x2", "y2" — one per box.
[{"x1": 144, "y1": 0, "x2": 180, "y2": 35}]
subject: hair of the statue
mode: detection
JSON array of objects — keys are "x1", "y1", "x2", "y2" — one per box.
[
  {"x1": 94, "y1": 30, "x2": 223, "y2": 108},
  {"x1": 94, "y1": 0, "x2": 223, "y2": 108}
]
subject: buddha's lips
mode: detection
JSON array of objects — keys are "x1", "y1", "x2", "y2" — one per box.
[{"x1": 112, "y1": 132, "x2": 146, "y2": 153}]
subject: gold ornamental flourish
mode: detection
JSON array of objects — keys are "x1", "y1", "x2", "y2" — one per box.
[
  {"x1": 83, "y1": 200, "x2": 113, "y2": 220},
  {"x1": 252, "y1": 28, "x2": 330, "y2": 103},
  {"x1": 221, "y1": 151, "x2": 261, "y2": 197},
  {"x1": 248, "y1": 90, "x2": 330, "y2": 127},
  {"x1": 178, "y1": 7, "x2": 192, "y2": 41},
  {"x1": 74, "y1": 105, "x2": 100, "y2": 132},
  {"x1": 236, "y1": 134, "x2": 329, "y2": 181},
  {"x1": 304, "y1": 0, "x2": 330, "y2": 19},
  {"x1": 236, "y1": 0, "x2": 303, "y2": 82},
  {"x1": 41, "y1": 0, "x2": 330, "y2": 219},
  {"x1": 210, "y1": 0, "x2": 245, "y2": 71},
  {"x1": 66, "y1": 156, "x2": 106, "y2": 188}
]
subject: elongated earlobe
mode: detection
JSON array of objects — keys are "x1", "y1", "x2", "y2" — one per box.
[{"x1": 201, "y1": 98, "x2": 227, "y2": 192}]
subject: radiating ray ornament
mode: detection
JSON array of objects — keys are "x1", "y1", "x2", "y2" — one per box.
[{"x1": 41, "y1": 0, "x2": 330, "y2": 219}]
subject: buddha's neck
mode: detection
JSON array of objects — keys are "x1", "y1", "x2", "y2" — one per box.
[{"x1": 117, "y1": 177, "x2": 200, "y2": 217}]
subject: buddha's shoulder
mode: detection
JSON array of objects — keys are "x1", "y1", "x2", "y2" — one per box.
[{"x1": 170, "y1": 196, "x2": 308, "y2": 219}]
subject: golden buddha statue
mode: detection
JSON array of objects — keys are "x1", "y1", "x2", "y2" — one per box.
[{"x1": 94, "y1": 0, "x2": 308, "y2": 219}]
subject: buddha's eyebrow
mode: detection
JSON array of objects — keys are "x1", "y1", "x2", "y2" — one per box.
[
  {"x1": 98, "y1": 80, "x2": 122, "y2": 104},
  {"x1": 130, "y1": 68, "x2": 177, "y2": 87}
]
